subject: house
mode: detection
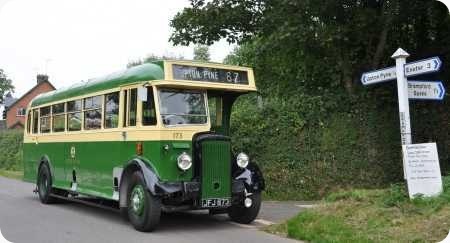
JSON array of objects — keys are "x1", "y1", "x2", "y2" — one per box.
[{"x1": 5, "y1": 74, "x2": 56, "y2": 129}]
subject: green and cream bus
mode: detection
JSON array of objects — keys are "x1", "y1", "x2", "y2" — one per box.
[{"x1": 23, "y1": 60, "x2": 265, "y2": 231}]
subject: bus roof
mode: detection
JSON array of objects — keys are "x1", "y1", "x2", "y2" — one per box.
[{"x1": 31, "y1": 60, "x2": 256, "y2": 107}]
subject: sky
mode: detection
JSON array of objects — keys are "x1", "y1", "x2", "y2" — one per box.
[{"x1": 0, "y1": 0, "x2": 235, "y2": 98}]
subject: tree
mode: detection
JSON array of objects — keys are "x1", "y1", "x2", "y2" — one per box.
[
  {"x1": 170, "y1": 0, "x2": 450, "y2": 95},
  {"x1": 127, "y1": 53, "x2": 185, "y2": 68},
  {"x1": 169, "y1": 0, "x2": 450, "y2": 198},
  {"x1": 193, "y1": 45, "x2": 210, "y2": 62},
  {"x1": 0, "y1": 69, "x2": 14, "y2": 104}
]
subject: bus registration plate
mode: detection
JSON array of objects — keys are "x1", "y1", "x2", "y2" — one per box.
[{"x1": 201, "y1": 198, "x2": 231, "y2": 208}]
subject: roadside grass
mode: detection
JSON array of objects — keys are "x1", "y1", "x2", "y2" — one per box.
[
  {"x1": 266, "y1": 176, "x2": 450, "y2": 243},
  {"x1": 0, "y1": 169, "x2": 23, "y2": 180}
]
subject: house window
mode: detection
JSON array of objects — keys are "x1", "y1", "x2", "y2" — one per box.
[{"x1": 16, "y1": 107, "x2": 26, "y2": 116}]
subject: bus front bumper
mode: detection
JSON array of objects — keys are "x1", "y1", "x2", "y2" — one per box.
[{"x1": 154, "y1": 180, "x2": 247, "y2": 203}]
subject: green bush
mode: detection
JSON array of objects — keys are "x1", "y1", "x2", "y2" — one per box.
[
  {"x1": 0, "y1": 130, "x2": 24, "y2": 171},
  {"x1": 224, "y1": 39, "x2": 450, "y2": 201},
  {"x1": 230, "y1": 91, "x2": 407, "y2": 200},
  {"x1": 382, "y1": 184, "x2": 409, "y2": 207}
]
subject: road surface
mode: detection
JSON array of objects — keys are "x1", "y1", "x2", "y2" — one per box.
[{"x1": 0, "y1": 176, "x2": 308, "y2": 243}]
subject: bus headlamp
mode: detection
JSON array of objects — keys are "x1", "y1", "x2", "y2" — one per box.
[
  {"x1": 236, "y1": 152, "x2": 249, "y2": 168},
  {"x1": 177, "y1": 152, "x2": 192, "y2": 171}
]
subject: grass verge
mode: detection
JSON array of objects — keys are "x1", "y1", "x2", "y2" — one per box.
[
  {"x1": 0, "y1": 169, "x2": 23, "y2": 180},
  {"x1": 266, "y1": 176, "x2": 450, "y2": 242}
]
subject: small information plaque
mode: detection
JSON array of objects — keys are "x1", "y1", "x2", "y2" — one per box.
[{"x1": 402, "y1": 143, "x2": 443, "y2": 198}]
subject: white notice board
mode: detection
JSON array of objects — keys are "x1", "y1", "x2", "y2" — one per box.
[{"x1": 402, "y1": 143, "x2": 443, "y2": 198}]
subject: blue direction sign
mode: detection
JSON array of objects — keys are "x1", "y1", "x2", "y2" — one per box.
[
  {"x1": 408, "y1": 80, "x2": 446, "y2": 100},
  {"x1": 404, "y1": 57, "x2": 442, "y2": 77},
  {"x1": 361, "y1": 67, "x2": 397, "y2": 85},
  {"x1": 361, "y1": 56, "x2": 442, "y2": 86}
]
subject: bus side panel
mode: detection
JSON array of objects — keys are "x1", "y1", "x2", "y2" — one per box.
[
  {"x1": 143, "y1": 140, "x2": 193, "y2": 182},
  {"x1": 23, "y1": 142, "x2": 68, "y2": 187},
  {"x1": 24, "y1": 139, "x2": 194, "y2": 199},
  {"x1": 47, "y1": 142, "x2": 67, "y2": 188},
  {"x1": 75, "y1": 141, "x2": 124, "y2": 199},
  {"x1": 23, "y1": 142, "x2": 38, "y2": 183}
]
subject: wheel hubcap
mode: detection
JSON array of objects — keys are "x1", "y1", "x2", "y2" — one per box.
[{"x1": 130, "y1": 185, "x2": 145, "y2": 216}]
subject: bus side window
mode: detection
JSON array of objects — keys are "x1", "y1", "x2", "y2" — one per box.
[
  {"x1": 123, "y1": 90, "x2": 128, "y2": 127},
  {"x1": 52, "y1": 103, "x2": 65, "y2": 132},
  {"x1": 104, "y1": 92, "x2": 119, "y2": 128},
  {"x1": 128, "y1": 89, "x2": 137, "y2": 126},
  {"x1": 40, "y1": 106, "x2": 51, "y2": 133},
  {"x1": 84, "y1": 95, "x2": 102, "y2": 130},
  {"x1": 67, "y1": 100, "x2": 82, "y2": 131},
  {"x1": 26, "y1": 110, "x2": 31, "y2": 134},
  {"x1": 32, "y1": 109, "x2": 39, "y2": 134},
  {"x1": 142, "y1": 87, "x2": 156, "y2": 126}
]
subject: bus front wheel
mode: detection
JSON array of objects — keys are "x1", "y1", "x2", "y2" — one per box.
[
  {"x1": 127, "y1": 171, "x2": 161, "y2": 232},
  {"x1": 228, "y1": 192, "x2": 261, "y2": 224},
  {"x1": 37, "y1": 163, "x2": 56, "y2": 204}
]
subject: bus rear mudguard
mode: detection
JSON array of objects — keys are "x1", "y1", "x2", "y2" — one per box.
[{"x1": 119, "y1": 158, "x2": 199, "y2": 208}]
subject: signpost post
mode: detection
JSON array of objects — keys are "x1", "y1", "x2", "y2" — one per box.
[
  {"x1": 392, "y1": 48, "x2": 412, "y2": 146},
  {"x1": 361, "y1": 48, "x2": 446, "y2": 198}
]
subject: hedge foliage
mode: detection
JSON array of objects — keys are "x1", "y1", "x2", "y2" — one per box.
[
  {"x1": 170, "y1": 0, "x2": 450, "y2": 200},
  {"x1": 230, "y1": 90, "x2": 450, "y2": 200},
  {"x1": 0, "y1": 130, "x2": 23, "y2": 171}
]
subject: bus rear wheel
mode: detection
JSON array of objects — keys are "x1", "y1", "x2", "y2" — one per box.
[
  {"x1": 127, "y1": 171, "x2": 161, "y2": 232},
  {"x1": 37, "y1": 163, "x2": 56, "y2": 204},
  {"x1": 228, "y1": 192, "x2": 261, "y2": 224}
]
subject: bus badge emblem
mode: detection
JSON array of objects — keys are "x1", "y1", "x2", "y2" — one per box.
[{"x1": 70, "y1": 146, "x2": 76, "y2": 159}]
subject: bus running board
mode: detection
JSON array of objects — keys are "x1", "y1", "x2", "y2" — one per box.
[{"x1": 50, "y1": 193, "x2": 120, "y2": 213}]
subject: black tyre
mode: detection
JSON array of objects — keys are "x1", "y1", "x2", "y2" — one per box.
[
  {"x1": 127, "y1": 171, "x2": 161, "y2": 232},
  {"x1": 37, "y1": 163, "x2": 56, "y2": 204},
  {"x1": 228, "y1": 192, "x2": 261, "y2": 224}
]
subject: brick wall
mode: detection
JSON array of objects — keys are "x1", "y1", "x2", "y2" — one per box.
[{"x1": 6, "y1": 81, "x2": 55, "y2": 129}]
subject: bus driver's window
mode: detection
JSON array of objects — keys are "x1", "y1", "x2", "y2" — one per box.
[{"x1": 142, "y1": 87, "x2": 156, "y2": 126}]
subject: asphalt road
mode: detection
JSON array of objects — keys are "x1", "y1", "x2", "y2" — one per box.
[{"x1": 0, "y1": 176, "x2": 308, "y2": 243}]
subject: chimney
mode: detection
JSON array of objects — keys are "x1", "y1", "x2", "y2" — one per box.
[{"x1": 37, "y1": 74, "x2": 49, "y2": 84}]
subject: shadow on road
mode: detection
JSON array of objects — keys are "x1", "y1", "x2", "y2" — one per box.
[{"x1": 26, "y1": 195, "x2": 236, "y2": 232}]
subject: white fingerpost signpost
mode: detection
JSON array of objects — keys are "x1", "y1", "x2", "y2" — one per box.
[
  {"x1": 361, "y1": 48, "x2": 446, "y2": 198},
  {"x1": 392, "y1": 48, "x2": 412, "y2": 146}
]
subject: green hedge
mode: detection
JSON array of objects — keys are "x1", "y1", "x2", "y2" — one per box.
[
  {"x1": 0, "y1": 130, "x2": 23, "y2": 171},
  {"x1": 230, "y1": 91, "x2": 450, "y2": 200}
]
